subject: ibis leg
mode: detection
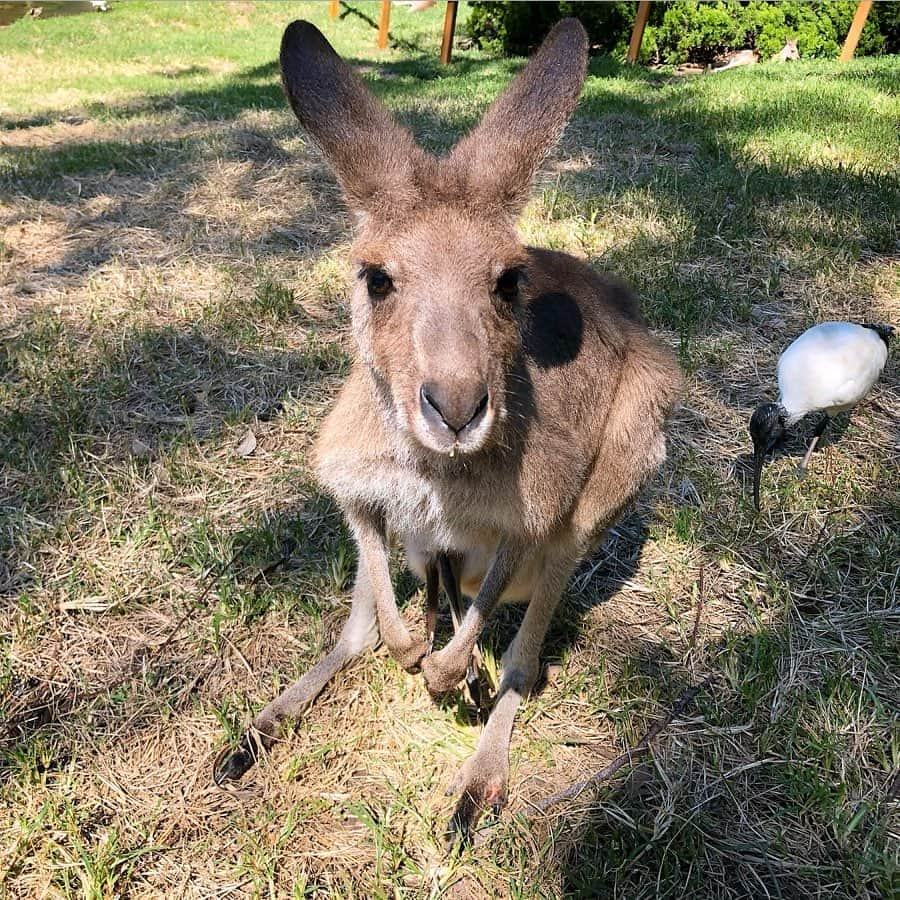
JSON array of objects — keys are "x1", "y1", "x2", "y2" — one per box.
[
  {"x1": 439, "y1": 554, "x2": 490, "y2": 718},
  {"x1": 798, "y1": 414, "x2": 829, "y2": 473}
]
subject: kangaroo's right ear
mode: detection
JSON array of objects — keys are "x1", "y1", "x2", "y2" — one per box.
[
  {"x1": 447, "y1": 18, "x2": 588, "y2": 215},
  {"x1": 280, "y1": 21, "x2": 425, "y2": 214}
]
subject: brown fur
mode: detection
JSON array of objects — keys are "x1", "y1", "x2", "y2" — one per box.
[
  {"x1": 216, "y1": 18, "x2": 682, "y2": 842},
  {"x1": 712, "y1": 40, "x2": 799, "y2": 72}
]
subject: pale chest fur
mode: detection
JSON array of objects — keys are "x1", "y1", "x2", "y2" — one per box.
[
  {"x1": 313, "y1": 367, "x2": 589, "y2": 601},
  {"x1": 316, "y1": 440, "x2": 543, "y2": 597},
  {"x1": 317, "y1": 442, "x2": 495, "y2": 546},
  {"x1": 314, "y1": 366, "x2": 588, "y2": 541}
]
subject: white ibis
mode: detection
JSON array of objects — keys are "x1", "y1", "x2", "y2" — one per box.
[{"x1": 749, "y1": 321, "x2": 893, "y2": 509}]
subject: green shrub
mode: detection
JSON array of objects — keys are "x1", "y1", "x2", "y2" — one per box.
[
  {"x1": 464, "y1": 1, "x2": 894, "y2": 61},
  {"x1": 653, "y1": 2, "x2": 886, "y2": 63},
  {"x1": 773, "y1": 2, "x2": 883, "y2": 58},
  {"x1": 464, "y1": 1, "x2": 502, "y2": 53},
  {"x1": 654, "y1": 2, "x2": 746, "y2": 63},
  {"x1": 558, "y1": 2, "x2": 639, "y2": 54},
  {"x1": 742, "y1": 1, "x2": 790, "y2": 59},
  {"x1": 873, "y1": 1, "x2": 900, "y2": 54}
]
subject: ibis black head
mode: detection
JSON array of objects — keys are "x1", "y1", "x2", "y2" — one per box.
[
  {"x1": 749, "y1": 403, "x2": 787, "y2": 511},
  {"x1": 861, "y1": 322, "x2": 895, "y2": 348}
]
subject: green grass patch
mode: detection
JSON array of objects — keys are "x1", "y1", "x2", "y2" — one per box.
[{"x1": 1, "y1": 2, "x2": 897, "y2": 897}]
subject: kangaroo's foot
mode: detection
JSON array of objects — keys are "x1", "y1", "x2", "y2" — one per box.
[
  {"x1": 421, "y1": 642, "x2": 470, "y2": 696},
  {"x1": 214, "y1": 728, "x2": 268, "y2": 785},
  {"x1": 386, "y1": 635, "x2": 430, "y2": 673},
  {"x1": 213, "y1": 591, "x2": 377, "y2": 784},
  {"x1": 446, "y1": 749, "x2": 509, "y2": 846}
]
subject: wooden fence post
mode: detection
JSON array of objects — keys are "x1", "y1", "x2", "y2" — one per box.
[
  {"x1": 839, "y1": 1, "x2": 872, "y2": 62},
  {"x1": 627, "y1": 1, "x2": 651, "y2": 64},
  {"x1": 377, "y1": 0, "x2": 391, "y2": 50},
  {"x1": 440, "y1": 1, "x2": 458, "y2": 65}
]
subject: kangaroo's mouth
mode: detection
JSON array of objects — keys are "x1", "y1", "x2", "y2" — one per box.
[{"x1": 412, "y1": 394, "x2": 496, "y2": 457}]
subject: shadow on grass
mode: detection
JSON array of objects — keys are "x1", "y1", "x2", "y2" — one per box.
[
  {"x1": 0, "y1": 123, "x2": 348, "y2": 293},
  {"x1": 3, "y1": 51, "x2": 895, "y2": 346},
  {"x1": 532, "y1": 489, "x2": 898, "y2": 897},
  {"x1": 548, "y1": 635, "x2": 897, "y2": 899},
  {"x1": 0, "y1": 308, "x2": 353, "y2": 785},
  {"x1": 0, "y1": 316, "x2": 346, "y2": 576},
  {"x1": 0, "y1": 481, "x2": 349, "y2": 779}
]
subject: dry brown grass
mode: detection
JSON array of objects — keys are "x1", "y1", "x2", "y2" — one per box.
[{"x1": 1, "y1": 3, "x2": 898, "y2": 898}]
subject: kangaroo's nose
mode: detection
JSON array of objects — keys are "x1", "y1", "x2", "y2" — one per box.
[{"x1": 420, "y1": 381, "x2": 489, "y2": 435}]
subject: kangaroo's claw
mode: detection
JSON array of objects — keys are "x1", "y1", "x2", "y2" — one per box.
[{"x1": 213, "y1": 731, "x2": 262, "y2": 785}]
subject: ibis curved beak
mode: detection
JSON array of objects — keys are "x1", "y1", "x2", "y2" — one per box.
[{"x1": 752, "y1": 446, "x2": 765, "y2": 511}]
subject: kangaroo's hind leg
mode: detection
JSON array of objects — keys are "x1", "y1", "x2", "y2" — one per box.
[
  {"x1": 214, "y1": 561, "x2": 379, "y2": 784},
  {"x1": 425, "y1": 558, "x2": 439, "y2": 656},
  {"x1": 445, "y1": 548, "x2": 575, "y2": 844}
]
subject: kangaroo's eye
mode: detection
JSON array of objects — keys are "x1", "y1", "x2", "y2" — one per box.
[
  {"x1": 495, "y1": 268, "x2": 521, "y2": 302},
  {"x1": 365, "y1": 268, "x2": 393, "y2": 299}
]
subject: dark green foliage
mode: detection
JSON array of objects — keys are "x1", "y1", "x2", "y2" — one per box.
[
  {"x1": 463, "y1": 1, "x2": 505, "y2": 52},
  {"x1": 465, "y1": 1, "x2": 895, "y2": 61},
  {"x1": 466, "y1": 1, "x2": 639, "y2": 56},
  {"x1": 653, "y1": 2, "x2": 888, "y2": 64},
  {"x1": 558, "y1": 2, "x2": 640, "y2": 53},
  {"x1": 653, "y1": 1, "x2": 747, "y2": 63},
  {"x1": 872, "y1": 0, "x2": 900, "y2": 54}
]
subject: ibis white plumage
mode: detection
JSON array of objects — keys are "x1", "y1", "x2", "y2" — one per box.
[{"x1": 749, "y1": 321, "x2": 893, "y2": 510}]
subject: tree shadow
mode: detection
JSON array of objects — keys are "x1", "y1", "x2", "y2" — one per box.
[
  {"x1": 0, "y1": 318, "x2": 344, "y2": 592},
  {"x1": 527, "y1": 487, "x2": 897, "y2": 897},
  {"x1": 1, "y1": 132, "x2": 350, "y2": 310},
  {"x1": 0, "y1": 480, "x2": 347, "y2": 780},
  {"x1": 6, "y1": 42, "x2": 894, "y2": 309},
  {"x1": 544, "y1": 607, "x2": 896, "y2": 898},
  {"x1": 335, "y1": 0, "x2": 429, "y2": 56}
]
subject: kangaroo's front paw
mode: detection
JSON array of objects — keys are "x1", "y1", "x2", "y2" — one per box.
[
  {"x1": 446, "y1": 752, "x2": 509, "y2": 846},
  {"x1": 387, "y1": 636, "x2": 429, "y2": 674},
  {"x1": 421, "y1": 645, "x2": 469, "y2": 696}
]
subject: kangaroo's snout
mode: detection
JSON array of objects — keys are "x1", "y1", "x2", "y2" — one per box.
[
  {"x1": 416, "y1": 370, "x2": 494, "y2": 454},
  {"x1": 419, "y1": 381, "x2": 490, "y2": 436},
  {"x1": 399, "y1": 277, "x2": 507, "y2": 457}
]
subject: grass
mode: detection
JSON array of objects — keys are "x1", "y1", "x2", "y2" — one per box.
[{"x1": 1, "y1": 1, "x2": 898, "y2": 897}]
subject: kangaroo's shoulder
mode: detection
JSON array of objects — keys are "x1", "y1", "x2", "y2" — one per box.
[{"x1": 525, "y1": 246, "x2": 644, "y2": 329}]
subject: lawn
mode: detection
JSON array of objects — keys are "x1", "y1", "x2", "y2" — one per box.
[{"x1": 1, "y1": 2, "x2": 898, "y2": 897}]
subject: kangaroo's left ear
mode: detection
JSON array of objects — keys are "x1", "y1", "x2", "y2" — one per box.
[{"x1": 444, "y1": 18, "x2": 589, "y2": 216}]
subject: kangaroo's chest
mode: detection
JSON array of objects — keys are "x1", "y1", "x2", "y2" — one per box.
[
  {"x1": 318, "y1": 447, "x2": 504, "y2": 541},
  {"x1": 318, "y1": 450, "x2": 549, "y2": 602}
]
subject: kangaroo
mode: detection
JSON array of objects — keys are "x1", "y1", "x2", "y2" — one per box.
[
  {"x1": 215, "y1": 18, "x2": 682, "y2": 842},
  {"x1": 712, "y1": 40, "x2": 799, "y2": 72},
  {"x1": 772, "y1": 39, "x2": 799, "y2": 62}
]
